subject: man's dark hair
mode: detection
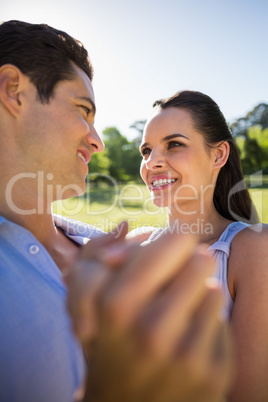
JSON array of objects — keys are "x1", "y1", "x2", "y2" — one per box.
[{"x1": 0, "y1": 20, "x2": 94, "y2": 103}]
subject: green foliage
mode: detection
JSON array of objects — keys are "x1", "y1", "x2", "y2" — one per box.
[
  {"x1": 248, "y1": 126, "x2": 268, "y2": 150},
  {"x1": 242, "y1": 139, "x2": 267, "y2": 174},
  {"x1": 54, "y1": 183, "x2": 268, "y2": 229},
  {"x1": 231, "y1": 103, "x2": 268, "y2": 137},
  {"x1": 88, "y1": 148, "x2": 110, "y2": 177},
  {"x1": 89, "y1": 126, "x2": 142, "y2": 182},
  {"x1": 88, "y1": 104, "x2": 268, "y2": 182},
  {"x1": 232, "y1": 103, "x2": 268, "y2": 174},
  {"x1": 129, "y1": 120, "x2": 146, "y2": 144},
  {"x1": 102, "y1": 127, "x2": 129, "y2": 180}
]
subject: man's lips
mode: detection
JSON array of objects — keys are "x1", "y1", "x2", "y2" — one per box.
[{"x1": 77, "y1": 149, "x2": 91, "y2": 164}]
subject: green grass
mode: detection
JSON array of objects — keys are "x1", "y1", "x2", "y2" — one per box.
[
  {"x1": 53, "y1": 183, "x2": 167, "y2": 232},
  {"x1": 249, "y1": 188, "x2": 268, "y2": 223},
  {"x1": 53, "y1": 182, "x2": 268, "y2": 232}
]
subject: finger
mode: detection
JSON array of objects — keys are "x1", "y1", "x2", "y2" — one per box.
[
  {"x1": 95, "y1": 242, "x2": 139, "y2": 268},
  {"x1": 66, "y1": 259, "x2": 111, "y2": 341},
  {"x1": 177, "y1": 280, "x2": 224, "y2": 361},
  {"x1": 66, "y1": 222, "x2": 131, "y2": 341},
  {"x1": 208, "y1": 322, "x2": 234, "y2": 399},
  {"x1": 63, "y1": 221, "x2": 129, "y2": 285},
  {"x1": 100, "y1": 232, "x2": 197, "y2": 330},
  {"x1": 79, "y1": 220, "x2": 129, "y2": 261},
  {"x1": 186, "y1": 321, "x2": 234, "y2": 402},
  {"x1": 176, "y1": 283, "x2": 233, "y2": 399},
  {"x1": 137, "y1": 251, "x2": 216, "y2": 360}
]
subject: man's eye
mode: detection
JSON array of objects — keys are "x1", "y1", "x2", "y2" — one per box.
[
  {"x1": 140, "y1": 147, "x2": 151, "y2": 157},
  {"x1": 80, "y1": 105, "x2": 91, "y2": 116}
]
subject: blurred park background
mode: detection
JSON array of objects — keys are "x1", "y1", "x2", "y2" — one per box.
[
  {"x1": 54, "y1": 103, "x2": 268, "y2": 230},
  {"x1": 3, "y1": 0, "x2": 267, "y2": 230}
]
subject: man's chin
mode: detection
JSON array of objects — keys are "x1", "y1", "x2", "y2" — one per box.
[{"x1": 58, "y1": 181, "x2": 86, "y2": 200}]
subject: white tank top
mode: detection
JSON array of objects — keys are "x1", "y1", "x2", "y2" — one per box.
[
  {"x1": 207, "y1": 221, "x2": 250, "y2": 319},
  {"x1": 142, "y1": 221, "x2": 250, "y2": 320}
]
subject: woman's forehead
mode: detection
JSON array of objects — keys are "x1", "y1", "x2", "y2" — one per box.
[{"x1": 144, "y1": 107, "x2": 194, "y2": 136}]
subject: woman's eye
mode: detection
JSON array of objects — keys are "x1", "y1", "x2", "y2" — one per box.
[
  {"x1": 168, "y1": 141, "x2": 184, "y2": 149},
  {"x1": 141, "y1": 147, "x2": 151, "y2": 157}
]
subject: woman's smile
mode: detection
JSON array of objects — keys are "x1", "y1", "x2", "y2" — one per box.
[
  {"x1": 140, "y1": 107, "x2": 216, "y2": 211},
  {"x1": 149, "y1": 174, "x2": 177, "y2": 191}
]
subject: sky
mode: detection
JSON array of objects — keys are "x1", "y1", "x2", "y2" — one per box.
[{"x1": 2, "y1": 0, "x2": 268, "y2": 140}]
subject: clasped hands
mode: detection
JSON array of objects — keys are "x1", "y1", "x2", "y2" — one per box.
[{"x1": 66, "y1": 222, "x2": 233, "y2": 402}]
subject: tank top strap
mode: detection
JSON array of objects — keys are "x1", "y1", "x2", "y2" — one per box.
[
  {"x1": 207, "y1": 241, "x2": 230, "y2": 256},
  {"x1": 207, "y1": 221, "x2": 251, "y2": 320},
  {"x1": 207, "y1": 221, "x2": 250, "y2": 256}
]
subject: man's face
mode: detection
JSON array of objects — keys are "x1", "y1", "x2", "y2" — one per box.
[{"x1": 17, "y1": 65, "x2": 104, "y2": 200}]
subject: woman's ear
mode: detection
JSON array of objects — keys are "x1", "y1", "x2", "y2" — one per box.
[
  {"x1": 213, "y1": 141, "x2": 230, "y2": 169},
  {"x1": 0, "y1": 65, "x2": 23, "y2": 118}
]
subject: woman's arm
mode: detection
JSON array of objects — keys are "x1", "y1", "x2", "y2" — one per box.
[{"x1": 227, "y1": 224, "x2": 268, "y2": 401}]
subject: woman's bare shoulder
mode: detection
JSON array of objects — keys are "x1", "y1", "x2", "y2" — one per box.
[
  {"x1": 227, "y1": 223, "x2": 268, "y2": 401},
  {"x1": 228, "y1": 223, "x2": 268, "y2": 286}
]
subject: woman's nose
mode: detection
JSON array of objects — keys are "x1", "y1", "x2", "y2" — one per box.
[{"x1": 145, "y1": 150, "x2": 165, "y2": 169}]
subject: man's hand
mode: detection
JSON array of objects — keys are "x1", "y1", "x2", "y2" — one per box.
[
  {"x1": 67, "y1": 227, "x2": 233, "y2": 402},
  {"x1": 65, "y1": 221, "x2": 130, "y2": 341}
]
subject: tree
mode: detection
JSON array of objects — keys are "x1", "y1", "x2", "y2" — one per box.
[
  {"x1": 231, "y1": 103, "x2": 268, "y2": 137},
  {"x1": 240, "y1": 138, "x2": 267, "y2": 174},
  {"x1": 88, "y1": 149, "x2": 110, "y2": 177},
  {"x1": 102, "y1": 127, "x2": 129, "y2": 181},
  {"x1": 121, "y1": 142, "x2": 142, "y2": 181},
  {"x1": 232, "y1": 103, "x2": 268, "y2": 174}
]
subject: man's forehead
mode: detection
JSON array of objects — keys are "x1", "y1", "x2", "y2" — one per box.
[{"x1": 72, "y1": 64, "x2": 95, "y2": 104}]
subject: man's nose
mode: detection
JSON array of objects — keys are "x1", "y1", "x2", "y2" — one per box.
[{"x1": 87, "y1": 124, "x2": 104, "y2": 153}]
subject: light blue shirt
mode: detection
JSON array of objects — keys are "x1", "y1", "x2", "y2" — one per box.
[{"x1": 0, "y1": 214, "x2": 104, "y2": 402}]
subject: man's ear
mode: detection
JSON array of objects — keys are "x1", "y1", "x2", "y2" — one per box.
[
  {"x1": 213, "y1": 141, "x2": 230, "y2": 169},
  {"x1": 0, "y1": 64, "x2": 24, "y2": 118}
]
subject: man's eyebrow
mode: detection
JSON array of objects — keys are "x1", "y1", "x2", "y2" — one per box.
[
  {"x1": 77, "y1": 96, "x2": 96, "y2": 115},
  {"x1": 140, "y1": 133, "x2": 189, "y2": 150}
]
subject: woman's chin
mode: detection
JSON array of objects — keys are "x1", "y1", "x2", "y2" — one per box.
[{"x1": 150, "y1": 196, "x2": 169, "y2": 208}]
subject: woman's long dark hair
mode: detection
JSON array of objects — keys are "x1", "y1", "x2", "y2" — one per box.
[{"x1": 153, "y1": 90, "x2": 259, "y2": 224}]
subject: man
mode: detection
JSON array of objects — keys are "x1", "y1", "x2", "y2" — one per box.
[{"x1": 0, "y1": 20, "x2": 232, "y2": 402}]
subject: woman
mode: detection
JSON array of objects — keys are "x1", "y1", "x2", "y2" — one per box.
[{"x1": 137, "y1": 90, "x2": 268, "y2": 401}]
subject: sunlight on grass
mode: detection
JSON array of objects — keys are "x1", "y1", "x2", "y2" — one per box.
[
  {"x1": 53, "y1": 184, "x2": 167, "y2": 232},
  {"x1": 53, "y1": 183, "x2": 268, "y2": 233},
  {"x1": 250, "y1": 188, "x2": 268, "y2": 223}
]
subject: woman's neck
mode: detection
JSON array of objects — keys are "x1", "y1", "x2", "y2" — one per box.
[{"x1": 166, "y1": 204, "x2": 232, "y2": 245}]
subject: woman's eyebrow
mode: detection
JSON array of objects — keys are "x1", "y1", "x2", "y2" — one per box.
[
  {"x1": 140, "y1": 142, "x2": 149, "y2": 150},
  {"x1": 162, "y1": 133, "x2": 189, "y2": 141},
  {"x1": 140, "y1": 133, "x2": 189, "y2": 150}
]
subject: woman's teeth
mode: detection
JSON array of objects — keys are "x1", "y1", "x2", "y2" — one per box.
[{"x1": 152, "y1": 178, "x2": 176, "y2": 187}]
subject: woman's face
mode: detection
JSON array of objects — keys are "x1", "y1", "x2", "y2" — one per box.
[{"x1": 140, "y1": 107, "x2": 217, "y2": 215}]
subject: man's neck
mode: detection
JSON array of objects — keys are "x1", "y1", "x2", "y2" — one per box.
[
  {"x1": 0, "y1": 203, "x2": 56, "y2": 243},
  {"x1": 0, "y1": 205, "x2": 81, "y2": 272}
]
